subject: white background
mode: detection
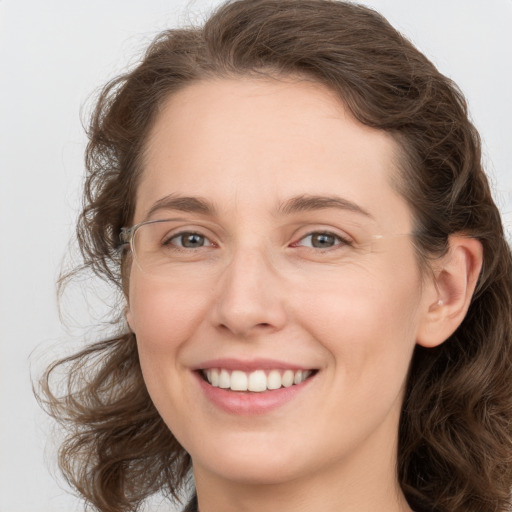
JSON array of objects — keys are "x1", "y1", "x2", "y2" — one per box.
[{"x1": 1, "y1": 1, "x2": 511, "y2": 511}]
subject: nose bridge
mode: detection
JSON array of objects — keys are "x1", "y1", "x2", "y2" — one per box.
[{"x1": 213, "y1": 242, "x2": 287, "y2": 337}]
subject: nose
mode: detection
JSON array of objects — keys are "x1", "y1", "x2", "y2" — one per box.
[{"x1": 211, "y1": 246, "x2": 288, "y2": 339}]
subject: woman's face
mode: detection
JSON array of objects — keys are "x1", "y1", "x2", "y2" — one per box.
[{"x1": 127, "y1": 78, "x2": 435, "y2": 487}]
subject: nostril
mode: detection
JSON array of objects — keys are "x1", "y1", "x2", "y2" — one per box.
[{"x1": 217, "y1": 321, "x2": 275, "y2": 337}]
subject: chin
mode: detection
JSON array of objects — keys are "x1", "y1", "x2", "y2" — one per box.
[
  {"x1": 196, "y1": 454, "x2": 307, "y2": 486},
  {"x1": 189, "y1": 432, "x2": 315, "y2": 485}
]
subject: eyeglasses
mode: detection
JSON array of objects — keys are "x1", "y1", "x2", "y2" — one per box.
[{"x1": 120, "y1": 218, "x2": 412, "y2": 279}]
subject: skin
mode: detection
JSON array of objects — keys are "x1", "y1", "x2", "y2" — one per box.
[{"x1": 126, "y1": 77, "x2": 480, "y2": 512}]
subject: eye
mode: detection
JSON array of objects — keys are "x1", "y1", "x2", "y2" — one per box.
[
  {"x1": 294, "y1": 231, "x2": 350, "y2": 249},
  {"x1": 166, "y1": 232, "x2": 214, "y2": 249}
]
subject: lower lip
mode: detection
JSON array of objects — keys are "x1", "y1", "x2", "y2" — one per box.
[{"x1": 194, "y1": 371, "x2": 315, "y2": 415}]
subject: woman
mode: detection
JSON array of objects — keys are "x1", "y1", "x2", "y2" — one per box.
[{"x1": 39, "y1": 1, "x2": 512, "y2": 511}]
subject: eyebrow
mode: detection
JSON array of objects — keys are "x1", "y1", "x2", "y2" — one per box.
[
  {"x1": 277, "y1": 194, "x2": 373, "y2": 219},
  {"x1": 145, "y1": 193, "x2": 373, "y2": 220},
  {"x1": 145, "y1": 194, "x2": 216, "y2": 220}
]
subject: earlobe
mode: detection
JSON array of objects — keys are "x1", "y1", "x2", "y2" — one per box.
[{"x1": 416, "y1": 235, "x2": 483, "y2": 348}]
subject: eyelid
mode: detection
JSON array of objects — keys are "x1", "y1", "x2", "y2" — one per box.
[
  {"x1": 148, "y1": 217, "x2": 217, "y2": 240},
  {"x1": 146, "y1": 220, "x2": 221, "y2": 249}
]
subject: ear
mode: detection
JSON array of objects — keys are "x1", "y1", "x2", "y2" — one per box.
[{"x1": 416, "y1": 235, "x2": 483, "y2": 348}]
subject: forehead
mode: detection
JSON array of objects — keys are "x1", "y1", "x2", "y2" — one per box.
[{"x1": 136, "y1": 77, "x2": 411, "y2": 232}]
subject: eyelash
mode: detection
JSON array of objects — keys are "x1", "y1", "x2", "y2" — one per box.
[{"x1": 164, "y1": 230, "x2": 352, "y2": 251}]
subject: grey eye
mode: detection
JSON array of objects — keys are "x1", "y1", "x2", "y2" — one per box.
[
  {"x1": 298, "y1": 232, "x2": 344, "y2": 249},
  {"x1": 310, "y1": 233, "x2": 337, "y2": 248},
  {"x1": 170, "y1": 232, "x2": 210, "y2": 248}
]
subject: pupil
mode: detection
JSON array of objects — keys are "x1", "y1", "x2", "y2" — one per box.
[
  {"x1": 312, "y1": 233, "x2": 334, "y2": 248},
  {"x1": 183, "y1": 234, "x2": 204, "y2": 248}
]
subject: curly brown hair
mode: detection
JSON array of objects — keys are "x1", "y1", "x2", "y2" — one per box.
[{"x1": 38, "y1": 1, "x2": 512, "y2": 511}]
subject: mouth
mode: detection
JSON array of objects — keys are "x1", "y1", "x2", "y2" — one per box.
[{"x1": 198, "y1": 368, "x2": 318, "y2": 393}]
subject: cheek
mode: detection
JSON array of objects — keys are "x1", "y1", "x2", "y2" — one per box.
[
  {"x1": 293, "y1": 264, "x2": 422, "y2": 382},
  {"x1": 127, "y1": 273, "x2": 211, "y2": 357},
  {"x1": 293, "y1": 279, "x2": 422, "y2": 453},
  {"x1": 127, "y1": 274, "x2": 215, "y2": 430}
]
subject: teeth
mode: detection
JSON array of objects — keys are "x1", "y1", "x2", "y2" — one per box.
[
  {"x1": 248, "y1": 370, "x2": 267, "y2": 392},
  {"x1": 202, "y1": 368, "x2": 313, "y2": 392},
  {"x1": 231, "y1": 370, "x2": 248, "y2": 391},
  {"x1": 219, "y1": 369, "x2": 230, "y2": 389},
  {"x1": 267, "y1": 369, "x2": 282, "y2": 390},
  {"x1": 282, "y1": 370, "x2": 294, "y2": 387}
]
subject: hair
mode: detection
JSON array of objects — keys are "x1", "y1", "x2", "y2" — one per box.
[{"x1": 38, "y1": 1, "x2": 512, "y2": 511}]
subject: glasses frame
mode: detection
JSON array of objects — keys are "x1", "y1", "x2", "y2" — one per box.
[
  {"x1": 119, "y1": 218, "x2": 176, "y2": 250},
  {"x1": 119, "y1": 218, "x2": 414, "y2": 261}
]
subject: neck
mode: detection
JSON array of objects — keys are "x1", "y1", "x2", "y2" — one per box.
[{"x1": 194, "y1": 471, "x2": 411, "y2": 512}]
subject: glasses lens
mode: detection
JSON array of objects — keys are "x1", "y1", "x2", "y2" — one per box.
[
  {"x1": 132, "y1": 220, "x2": 179, "y2": 275},
  {"x1": 130, "y1": 220, "x2": 411, "y2": 277}
]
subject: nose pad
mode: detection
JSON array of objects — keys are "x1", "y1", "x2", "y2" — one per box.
[{"x1": 211, "y1": 248, "x2": 287, "y2": 339}]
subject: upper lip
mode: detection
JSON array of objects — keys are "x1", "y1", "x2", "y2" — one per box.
[{"x1": 192, "y1": 358, "x2": 316, "y2": 372}]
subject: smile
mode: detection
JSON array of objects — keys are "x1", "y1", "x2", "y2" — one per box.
[{"x1": 201, "y1": 368, "x2": 314, "y2": 392}]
